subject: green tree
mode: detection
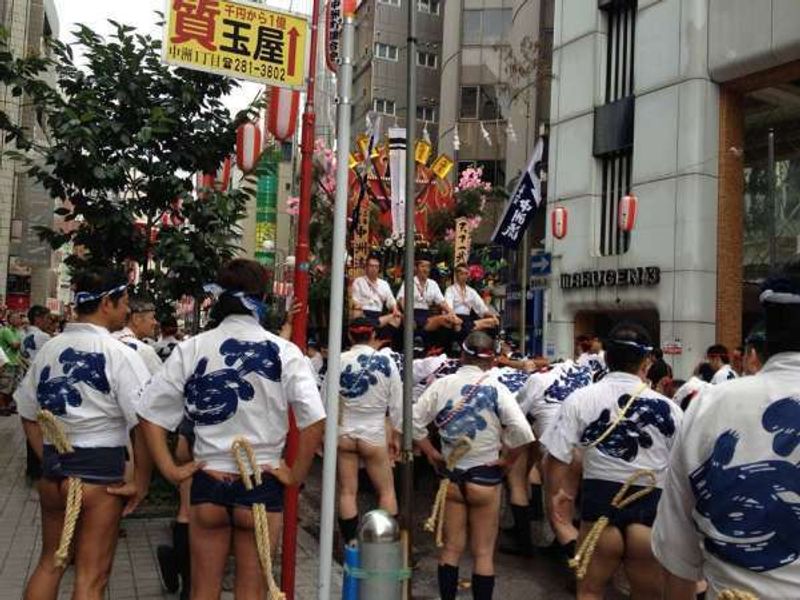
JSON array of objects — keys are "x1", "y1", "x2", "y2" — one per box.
[{"x1": 0, "y1": 21, "x2": 254, "y2": 313}]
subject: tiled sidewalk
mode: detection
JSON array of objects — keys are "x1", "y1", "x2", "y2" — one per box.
[{"x1": 0, "y1": 416, "x2": 341, "y2": 599}]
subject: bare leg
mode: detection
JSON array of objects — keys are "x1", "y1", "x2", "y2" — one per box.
[
  {"x1": 466, "y1": 484, "x2": 501, "y2": 576},
  {"x1": 358, "y1": 439, "x2": 398, "y2": 515},
  {"x1": 576, "y1": 521, "x2": 624, "y2": 600},
  {"x1": 623, "y1": 524, "x2": 664, "y2": 600},
  {"x1": 337, "y1": 438, "x2": 360, "y2": 520},
  {"x1": 232, "y1": 507, "x2": 283, "y2": 600},
  {"x1": 544, "y1": 452, "x2": 582, "y2": 545},
  {"x1": 24, "y1": 479, "x2": 67, "y2": 600},
  {"x1": 506, "y1": 452, "x2": 529, "y2": 507},
  {"x1": 190, "y1": 503, "x2": 232, "y2": 600},
  {"x1": 72, "y1": 483, "x2": 125, "y2": 600},
  {"x1": 440, "y1": 484, "x2": 468, "y2": 567}
]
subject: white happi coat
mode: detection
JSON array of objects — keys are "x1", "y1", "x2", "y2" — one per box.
[
  {"x1": 15, "y1": 323, "x2": 151, "y2": 448},
  {"x1": 21, "y1": 325, "x2": 51, "y2": 362},
  {"x1": 652, "y1": 353, "x2": 800, "y2": 599},
  {"x1": 397, "y1": 277, "x2": 446, "y2": 310},
  {"x1": 444, "y1": 284, "x2": 491, "y2": 317},
  {"x1": 519, "y1": 360, "x2": 594, "y2": 439},
  {"x1": 138, "y1": 315, "x2": 325, "y2": 473},
  {"x1": 413, "y1": 365, "x2": 534, "y2": 470},
  {"x1": 711, "y1": 363, "x2": 739, "y2": 385},
  {"x1": 339, "y1": 344, "x2": 403, "y2": 446},
  {"x1": 351, "y1": 276, "x2": 396, "y2": 313},
  {"x1": 490, "y1": 365, "x2": 533, "y2": 397},
  {"x1": 114, "y1": 327, "x2": 163, "y2": 375},
  {"x1": 541, "y1": 371, "x2": 683, "y2": 487},
  {"x1": 577, "y1": 351, "x2": 607, "y2": 377}
]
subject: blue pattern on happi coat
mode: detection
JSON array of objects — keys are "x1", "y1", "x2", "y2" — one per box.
[
  {"x1": 37, "y1": 348, "x2": 110, "y2": 415},
  {"x1": 690, "y1": 397, "x2": 800, "y2": 572},
  {"x1": 340, "y1": 354, "x2": 391, "y2": 399}
]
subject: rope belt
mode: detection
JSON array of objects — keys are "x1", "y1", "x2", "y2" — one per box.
[
  {"x1": 37, "y1": 409, "x2": 82, "y2": 569},
  {"x1": 230, "y1": 437, "x2": 285, "y2": 600},
  {"x1": 424, "y1": 437, "x2": 472, "y2": 548},
  {"x1": 569, "y1": 469, "x2": 656, "y2": 580},
  {"x1": 719, "y1": 590, "x2": 759, "y2": 600}
]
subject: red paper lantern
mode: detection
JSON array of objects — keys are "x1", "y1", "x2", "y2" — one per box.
[
  {"x1": 267, "y1": 86, "x2": 300, "y2": 142},
  {"x1": 552, "y1": 206, "x2": 568, "y2": 240},
  {"x1": 618, "y1": 193, "x2": 638, "y2": 232},
  {"x1": 216, "y1": 156, "x2": 232, "y2": 191},
  {"x1": 236, "y1": 121, "x2": 262, "y2": 173}
]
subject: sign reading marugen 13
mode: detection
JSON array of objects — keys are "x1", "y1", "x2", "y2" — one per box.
[{"x1": 560, "y1": 266, "x2": 661, "y2": 290}]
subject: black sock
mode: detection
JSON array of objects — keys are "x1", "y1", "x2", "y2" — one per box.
[
  {"x1": 561, "y1": 539, "x2": 577, "y2": 560},
  {"x1": 438, "y1": 563, "x2": 459, "y2": 600},
  {"x1": 510, "y1": 504, "x2": 532, "y2": 550},
  {"x1": 173, "y1": 522, "x2": 190, "y2": 593},
  {"x1": 471, "y1": 574, "x2": 495, "y2": 600},
  {"x1": 339, "y1": 516, "x2": 359, "y2": 545},
  {"x1": 529, "y1": 484, "x2": 544, "y2": 520}
]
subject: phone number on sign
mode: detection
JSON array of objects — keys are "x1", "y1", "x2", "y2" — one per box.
[{"x1": 227, "y1": 58, "x2": 287, "y2": 81}]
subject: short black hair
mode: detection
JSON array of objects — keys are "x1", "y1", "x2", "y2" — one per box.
[
  {"x1": 605, "y1": 322, "x2": 653, "y2": 374},
  {"x1": 27, "y1": 305, "x2": 49, "y2": 325},
  {"x1": 209, "y1": 259, "x2": 269, "y2": 322},
  {"x1": 697, "y1": 362, "x2": 715, "y2": 383},
  {"x1": 461, "y1": 330, "x2": 496, "y2": 365},
  {"x1": 129, "y1": 297, "x2": 156, "y2": 314},
  {"x1": 375, "y1": 325, "x2": 395, "y2": 341},
  {"x1": 706, "y1": 344, "x2": 730, "y2": 363},
  {"x1": 744, "y1": 321, "x2": 767, "y2": 364},
  {"x1": 652, "y1": 348, "x2": 664, "y2": 361},
  {"x1": 348, "y1": 317, "x2": 375, "y2": 345},
  {"x1": 73, "y1": 269, "x2": 128, "y2": 316}
]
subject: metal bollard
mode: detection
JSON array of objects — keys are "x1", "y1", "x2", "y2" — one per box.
[
  {"x1": 357, "y1": 510, "x2": 404, "y2": 599},
  {"x1": 342, "y1": 543, "x2": 360, "y2": 600}
]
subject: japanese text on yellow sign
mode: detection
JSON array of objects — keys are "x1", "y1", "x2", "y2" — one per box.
[{"x1": 164, "y1": 0, "x2": 308, "y2": 89}]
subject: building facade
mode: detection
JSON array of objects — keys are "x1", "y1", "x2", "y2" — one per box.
[
  {"x1": 352, "y1": 0, "x2": 443, "y2": 142},
  {"x1": 545, "y1": 0, "x2": 800, "y2": 376},
  {"x1": 0, "y1": 0, "x2": 60, "y2": 312}
]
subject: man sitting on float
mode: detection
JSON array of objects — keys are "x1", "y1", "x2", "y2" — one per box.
[{"x1": 397, "y1": 253, "x2": 462, "y2": 342}]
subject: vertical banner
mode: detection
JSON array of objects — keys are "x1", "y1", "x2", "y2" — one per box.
[
  {"x1": 255, "y1": 150, "x2": 279, "y2": 268},
  {"x1": 351, "y1": 202, "x2": 370, "y2": 279},
  {"x1": 388, "y1": 127, "x2": 406, "y2": 237},
  {"x1": 453, "y1": 217, "x2": 471, "y2": 267}
]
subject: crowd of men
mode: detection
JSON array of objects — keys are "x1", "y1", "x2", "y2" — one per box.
[{"x1": 8, "y1": 255, "x2": 799, "y2": 600}]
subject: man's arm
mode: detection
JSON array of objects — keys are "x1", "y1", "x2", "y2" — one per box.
[
  {"x1": 107, "y1": 426, "x2": 157, "y2": 516},
  {"x1": 21, "y1": 417, "x2": 43, "y2": 460},
  {"x1": 275, "y1": 419, "x2": 325, "y2": 486},
  {"x1": 137, "y1": 418, "x2": 202, "y2": 484}
]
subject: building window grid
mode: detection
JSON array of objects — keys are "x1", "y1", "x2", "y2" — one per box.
[
  {"x1": 461, "y1": 8, "x2": 512, "y2": 46},
  {"x1": 373, "y1": 42, "x2": 399, "y2": 61},
  {"x1": 417, "y1": 0, "x2": 440, "y2": 15},
  {"x1": 417, "y1": 51, "x2": 438, "y2": 68},
  {"x1": 373, "y1": 98, "x2": 397, "y2": 116},
  {"x1": 417, "y1": 106, "x2": 437, "y2": 122},
  {"x1": 598, "y1": 2, "x2": 636, "y2": 257},
  {"x1": 459, "y1": 84, "x2": 503, "y2": 120}
]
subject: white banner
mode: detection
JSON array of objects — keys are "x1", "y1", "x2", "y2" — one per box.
[{"x1": 388, "y1": 127, "x2": 406, "y2": 237}]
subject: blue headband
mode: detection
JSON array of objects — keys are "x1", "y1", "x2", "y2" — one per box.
[
  {"x1": 74, "y1": 283, "x2": 127, "y2": 306},
  {"x1": 203, "y1": 284, "x2": 267, "y2": 322}
]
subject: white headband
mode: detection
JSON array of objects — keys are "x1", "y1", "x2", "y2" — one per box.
[{"x1": 759, "y1": 289, "x2": 800, "y2": 305}]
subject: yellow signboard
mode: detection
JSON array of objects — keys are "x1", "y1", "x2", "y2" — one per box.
[
  {"x1": 164, "y1": 0, "x2": 308, "y2": 89},
  {"x1": 431, "y1": 154, "x2": 454, "y2": 180}
]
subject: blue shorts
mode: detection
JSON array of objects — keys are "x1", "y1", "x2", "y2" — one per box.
[
  {"x1": 42, "y1": 445, "x2": 127, "y2": 484},
  {"x1": 190, "y1": 469, "x2": 285, "y2": 513},
  {"x1": 447, "y1": 464, "x2": 504, "y2": 487},
  {"x1": 362, "y1": 310, "x2": 384, "y2": 327},
  {"x1": 581, "y1": 478, "x2": 662, "y2": 530},
  {"x1": 413, "y1": 309, "x2": 430, "y2": 329}
]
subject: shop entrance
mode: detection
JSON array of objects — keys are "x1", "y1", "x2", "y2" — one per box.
[{"x1": 574, "y1": 309, "x2": 661, "y2": 347}]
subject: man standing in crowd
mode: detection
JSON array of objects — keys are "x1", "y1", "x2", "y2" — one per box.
[
  {"x1": 113, "y1": 298, "x2": 163, "y2": 375},
  {"x1": 22, "y1": 305, "x2": 53, "y2": 363},
  {"x1": 706, "y1": 344, "x2": 738, "y2": 384},
  {"x1": 0, "y1": 311, "x2": 24, "y2": 415},
  {"x1": 653, "y1": 270, "x2": 800, "y2": 599}
]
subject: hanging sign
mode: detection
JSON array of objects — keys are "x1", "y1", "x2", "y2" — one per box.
[
  {"x1": 430, "y1": 154, "x2": 454, "y2": 180},
  {"x1": 164, "y1": 0, "x2": 309, "y2": 90},
  {"x1": 492, "y1": 137, "x2": 545, "y2": 248},
  {"x1": 325, "y1": 0, "x2": 342, "y2": 73},
  {"x1": 352, "y1": 202, "x2": 370, "y2": 279},
  {"x1": 453, "y1": 217, "x2": 471, "y2": 267}
]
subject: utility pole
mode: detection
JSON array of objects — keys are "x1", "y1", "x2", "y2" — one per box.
[
  {"x1": 400, "y1": 0, "x2": 418, "y2": 595},
  {"x1": 316, "y1": 1, "x2": 355, "y2": 596},
  {"x1": 768, "y1": 128, "x2": 776, "y2": 269}
]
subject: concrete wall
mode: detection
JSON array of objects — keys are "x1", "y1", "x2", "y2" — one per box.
[{"x1": 545, "y1": 0, "x2": 721, "y2": 377}]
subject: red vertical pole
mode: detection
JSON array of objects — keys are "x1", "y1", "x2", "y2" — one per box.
[{"x1": 282, "y1": 0, "x2": 322, "y2": 596}]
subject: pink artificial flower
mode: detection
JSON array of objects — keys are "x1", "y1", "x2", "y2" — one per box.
[
  {"x1": 444, "y1": 228, "x2": 455, "y2": 241},
  {"x1": 314, "y1": 138, "x2": 327, "y2": 153},
  {"x1": 285, "y1": 196, "x2": 300, "y2": 216},
  {"x1": 467, "y1": 216, "x2": 482, "y2": 231},
  {"x1": 468, "y1": 264, "x2": 485, "y2": 281}
]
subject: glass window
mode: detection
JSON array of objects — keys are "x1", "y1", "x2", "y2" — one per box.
[
  {"x1": 482, "y1": 8, "x2": 512, "y2": 44},
  {"x1": 479, "y1": 85, "x2": 499, "y2": 120},
  {"x1": 373, "y1": 98, "x2": 396, "y2": 115},
  {"x1": 374, "y1": 42, "x2": 398, "y2": 61},
  {"x1": 462, "y1": 10, "x2": 482, "y2": 45},
  {"x1": 378, "y1": 0, "x2": 400, "y2": 5},
  {"x1": 417, "y1": 0, "x2": 440, "y2": 14},
  {"x1": 416, "y1": 51, "x2": 438, "y2": 68},
  {"x1": 460, "y1": 86, "x2": 479, "y2": 119},
  {"x1": 416, "y1": 106, "x2": 437, "y2": 122}
]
